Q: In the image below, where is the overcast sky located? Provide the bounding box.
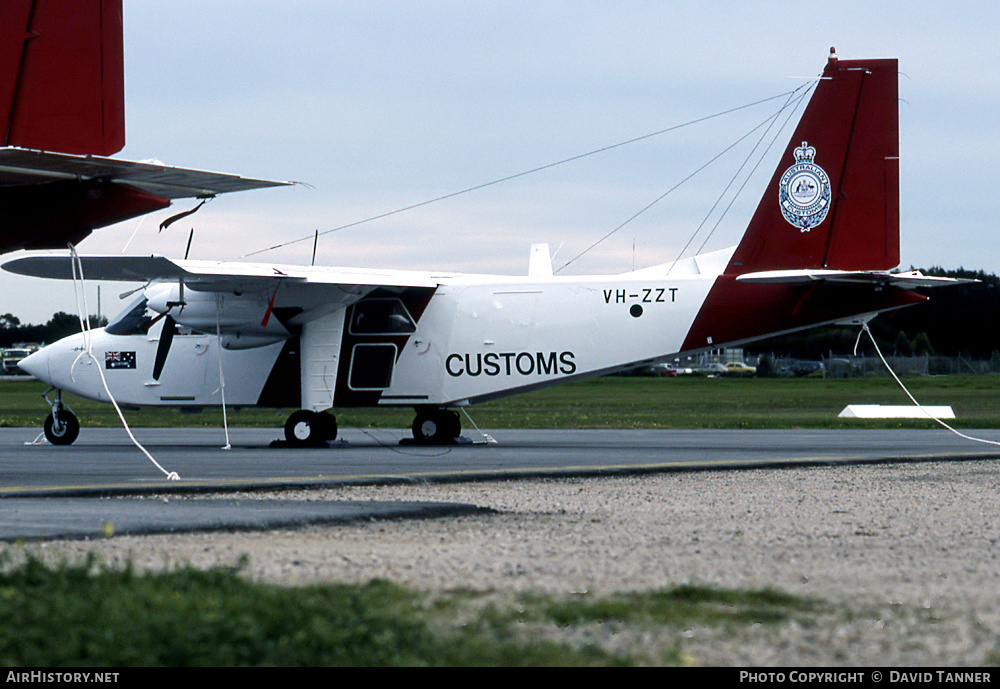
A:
[2,0,998,324]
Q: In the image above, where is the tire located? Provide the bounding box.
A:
[411,409,460,444]
[44,409,80,446]
[284,409,320,446]
[314,410,338,441]
[441,409,461,439]
[284,409,338,446]
[412,412,439,443]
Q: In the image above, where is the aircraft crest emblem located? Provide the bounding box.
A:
[778,142,831,232]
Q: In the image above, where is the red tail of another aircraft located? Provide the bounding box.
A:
[0,0,287,253]
[1,0,125,156]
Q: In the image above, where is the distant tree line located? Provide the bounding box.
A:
[746,268,1000,360]
[0,312,106,349]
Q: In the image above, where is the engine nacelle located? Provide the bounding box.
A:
[145,283,290,345]
[219,333,289,350]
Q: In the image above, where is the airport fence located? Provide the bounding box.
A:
[767,355,1000,378]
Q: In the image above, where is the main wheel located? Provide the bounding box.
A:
[284,410,318,446]
[314,410,338,442]
[411,409,460,444]
[284,410,338,446]
[44,409,80,446]
[441,409,461,439]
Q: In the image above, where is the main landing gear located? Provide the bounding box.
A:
[42,388,80,446]
[282,409,339,446]
[280,407,463,446]
[410,408,462,445]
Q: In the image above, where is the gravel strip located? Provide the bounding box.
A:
[14,459,1000,665]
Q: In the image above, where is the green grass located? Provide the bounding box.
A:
[536,585,819,627]
[4,374,1000,430]
[473,375,1000,429]
[0,556,826,667]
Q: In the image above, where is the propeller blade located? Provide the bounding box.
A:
[152,315,177,380]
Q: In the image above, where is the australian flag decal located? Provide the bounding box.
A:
[105,351,136,370]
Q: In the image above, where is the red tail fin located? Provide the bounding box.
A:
[0,0,125,156]
[680,54,919,353]
[727,52,899,274]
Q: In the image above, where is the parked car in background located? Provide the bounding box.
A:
[1,347,37,375]
[693,362,728,376]
[641,363,679,377]
[792,360,825,377]
[725,361,757,376]
[777,360,826,377]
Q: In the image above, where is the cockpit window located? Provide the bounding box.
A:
[105,295,152,336]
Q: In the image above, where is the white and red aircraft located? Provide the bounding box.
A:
[3,50,962,446]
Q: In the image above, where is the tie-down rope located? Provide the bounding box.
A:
[858,322,1000,448]
[67,244,181,479]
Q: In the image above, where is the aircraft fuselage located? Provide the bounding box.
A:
[20,267,719,411]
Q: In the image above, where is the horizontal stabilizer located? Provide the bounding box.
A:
[0,148,289,199]
[735,269,976,289]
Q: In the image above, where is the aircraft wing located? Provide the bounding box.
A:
[5,254,442,329]
[0,148,292,253]
[2,254,439,292]
[0,148,289,199]
[735,269,976,288]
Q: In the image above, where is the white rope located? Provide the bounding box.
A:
[214,294,231,450]
[67,245,181,479]
[860,322,1000,448]
[24,430,46,446]
[460,408,497,444]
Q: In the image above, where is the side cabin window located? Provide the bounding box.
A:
[349,298,416,335]
[348,343,397,390]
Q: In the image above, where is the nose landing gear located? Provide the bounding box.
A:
[42,388,80,445]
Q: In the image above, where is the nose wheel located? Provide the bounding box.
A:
[44,409,80,445]
[42,389,80,446]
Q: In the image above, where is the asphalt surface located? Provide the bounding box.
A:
[2,426,999,541]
